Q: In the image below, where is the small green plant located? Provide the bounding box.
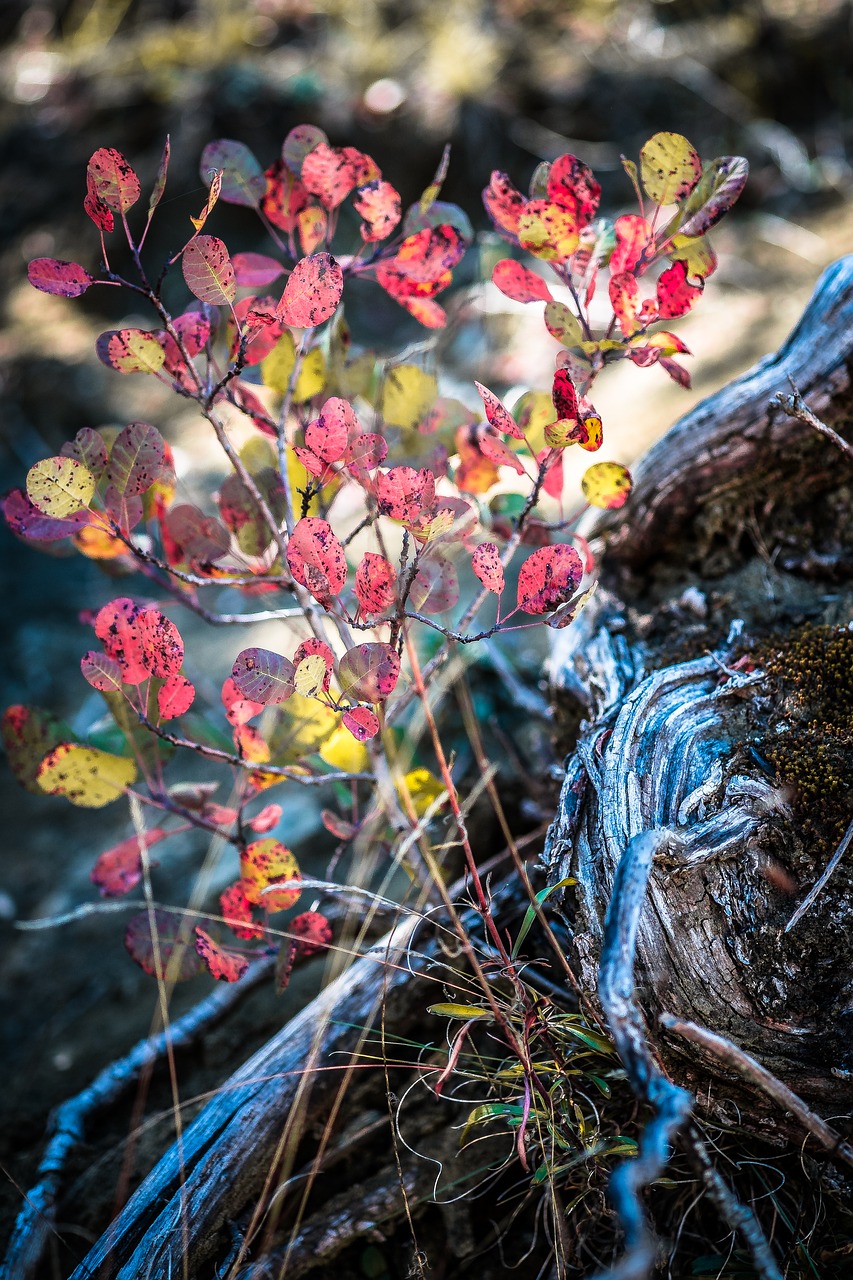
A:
[3,128,745,1001]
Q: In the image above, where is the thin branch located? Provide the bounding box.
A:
[771,377,853,461]
[785,814,853,932]
[660,1013,853,1168]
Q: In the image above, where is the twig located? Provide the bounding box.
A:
[785,814,853,932]
[680,1122,782,1280]
[593,829,693,1280]
[660,1013,853,1168]
[0,955,275,1280]
[771,377,853,461]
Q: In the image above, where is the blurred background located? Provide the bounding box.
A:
[2,0,853,1255]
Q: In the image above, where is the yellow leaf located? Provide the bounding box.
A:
[427,1003,493,1019]
[269,693,337,760]
[397,767,445,818]
[581,461,632,510]
[240,837,301,911]
[513,391,554,454]
[294,653,328,697]
[669,233,717,278]
[73,524,127,559]
[294,347,326,403]
[27,457,96,518]
[240,436,276,474]
[261,331,296,393]
[381,365,438,430]
[518,202,579,262]
[37,743,137,808]
[319,723,370,773]
[640,132,702,206]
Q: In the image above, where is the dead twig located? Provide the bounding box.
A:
[771,376,853,461]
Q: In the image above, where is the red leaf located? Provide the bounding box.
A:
[301,143,379,209]
[656,260,703,319]
[376,467,436,523]
[201,802,239,829]
[221,675,265,726]
[305,396,356,463]
[552,369,579,423]
[483,171,526,240]
[538,448,564,499]
[474,382,524,439]
[472,542,504,594]
[28,258,93,298]
[231,648,296,704]
[374,263,450,302]
[389,226,466,283]
[183,235,236,307]
[345,433,387,475]
[84,173,114,232]
[249,803,283,834]
[610,214,653,275]
[291,910,333,956]
[220,881,264,940]
[231,252,284,287]
[491,259,552,304]
[94,598,149,684]
[135,609,184,677]
[338,643,400,702]
[547,154,601,226]
[342,706,381,741]
[321,809,355,841]
[354,553,397,618]
[199,139,266,206]
[286,516,347,602]
[277,252,343,327]
[477,427,525,474]
[354,179,402,242]
[261,158,309,232]
[125,909,203,981]
[194,928,249,982]
[241,838,301,911]
[87,147,140,212]
[292,639,335,691]
[609,272,641,337]
[81,650,124,692]
[158,673,195,720]
[91,828,167,897]
[516,545,583,615]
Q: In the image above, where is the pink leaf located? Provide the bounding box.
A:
[91,828,167,897]
[96,329,165,375]
[305,396,356,463]
[231,252,285,287]
[338,643,400,702]
[290,910,333,956]
[345,433,388,475]
[516,545,583,615]
[220,881,264,940]
[194,927,249,982]
[277,252,343,327]
[28,258,93,298]
[135,608,184,677]
[231,648,296,704]
[610,214,653,275]
[87,147,140,212]
[286,516,347,602]
[483,171,526,240]
[474,381,524,439]
[158,673,195,720]
[354,553,397,618]
[3,489,89,542]
[199,139,266,206]
[389,226,466,283]
[410,555,459,613]
[354,179,402,242]
[342,706,381,742]
[547,154,601,226]
[249,803,283,834]
[221,675,264,726]
[472,542,504,594]
[183,235,236,307]
[478,427,525,474]
[376,467,436,523]
[656,260,703,319]
[491,259,552,304]
[94,598,149,684]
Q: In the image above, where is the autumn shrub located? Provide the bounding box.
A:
[3,128,745,1028]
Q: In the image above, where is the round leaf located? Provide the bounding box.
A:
[231,648,296,705]
[26,456,96,518]
[37,744,137,808]
[241,838,301,911]
[183,236,236,307]
[581,461,633,509]
[338,643,400,703]
[516,545,583,615]
[28,258,93,298]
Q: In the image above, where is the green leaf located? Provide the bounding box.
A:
[511,876,576,960]
[427,1003,493,1020]
[639,132,701,205]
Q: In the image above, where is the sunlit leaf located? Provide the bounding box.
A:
[261,329,296,393]
[518,200,579,262]
[190,168,222,232]
[297,205,328,255]
[241,838,301,911]
[428,1003,493,1019]
[609,214,652,275]
[194,928,249,982]
[544,301,584,348]
[318,722,369,772]
[656,260,703,319]
[286,516,347,601]
[376,466,436,522]
[609,271,641,337]
[125,908,202,980]
[471,541,504,594]
[355,552,397,618]
[483,170,526,240]
[301,142,378,209]
[87,147,140,212]
[517,544,583,615]
[679,155,749,239]
[474,381,524,439]
[28,258,93,297]
[547,153,601,226]
[640,132,702,206]
[354,178,401,242]
[277,252,343,327]
[294,653,329,698]
[491,259,552,304]
[200,138,266,206]
[37,743,137,808]
[292,639,334,693]
[182,235,236,306]
[26,456,95,517]
[96,329,166,375]
[581,461,633,509]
